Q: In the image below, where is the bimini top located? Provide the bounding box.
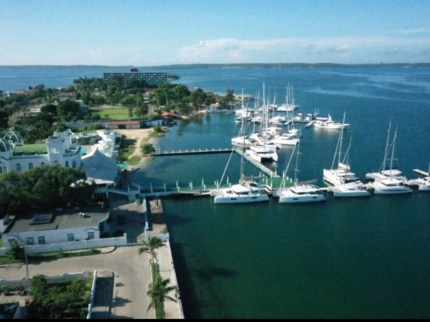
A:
[3,130,24,146]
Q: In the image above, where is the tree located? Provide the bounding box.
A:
[139,236,165,263]
[147,277,177,318]
[142,143,156,155]
[6,239,25,260]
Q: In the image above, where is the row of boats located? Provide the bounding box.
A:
[209,113,430,204]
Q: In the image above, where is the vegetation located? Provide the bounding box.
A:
[27,274,91,319]
[5,240,25,260]
[142,143,156,155]
[0,164,96,217]
[138,237,176,318]
[28,248,100,260]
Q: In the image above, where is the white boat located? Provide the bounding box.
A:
[212,180,270,204]
[313,114,350,130]
[270,131,300,146]
[406,164,430,192]
[277,138,326,203]
[211,100,270,204]
[367,128,412,194]
[365,122,407,182]
[331,182,370,197]
[277,84,298,112]
[322,114,369,197]
[246,143,278,163]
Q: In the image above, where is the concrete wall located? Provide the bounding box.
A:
[0,234,127,256]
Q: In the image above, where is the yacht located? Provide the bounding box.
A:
[276,133,326,203]
[331,181,370,197]
[365,122,408,182]
[366,126,412,194]
[369,177,412,194]
[212,180,269,204]
[313,114,349,130]
[246,143,278,163]
[278,184,326,203]
[270,131,300,146]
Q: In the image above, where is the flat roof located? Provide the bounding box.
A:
[13,144,47,155]
[106,121,140,125]
[4,206,108,234]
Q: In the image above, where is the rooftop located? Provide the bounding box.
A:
[3,206,109,234]
[13,144,47,155]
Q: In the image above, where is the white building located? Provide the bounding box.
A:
[0,129,81,174]
[2,206,110,248]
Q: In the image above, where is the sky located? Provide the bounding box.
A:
[1,0,430,66]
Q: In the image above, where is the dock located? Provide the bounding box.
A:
[151,148,233,156]
[413,169,429,177]
[234,148,281,178]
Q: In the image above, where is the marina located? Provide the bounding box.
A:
[2,65,430,319]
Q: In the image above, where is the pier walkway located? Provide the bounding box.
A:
[150,147,280,178]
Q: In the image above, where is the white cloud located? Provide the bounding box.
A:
[175,35,430,64]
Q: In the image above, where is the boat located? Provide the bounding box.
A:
[277,138,326,203]
[210,96,270,204]
[270,130,300,146]
[246,143,278,163]
[406,163,430,191]
[323,114,360,186]
[365,122,406,181]
[313,114,350,130]
[367,127,412,194]
[322,114,370,197]
[277,84,298,112]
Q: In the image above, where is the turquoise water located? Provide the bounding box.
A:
[1,65,430,318]
[80,146,88,155]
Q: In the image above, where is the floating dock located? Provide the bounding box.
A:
[413,169,429,177]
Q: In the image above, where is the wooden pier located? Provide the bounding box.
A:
[234,148,281,178]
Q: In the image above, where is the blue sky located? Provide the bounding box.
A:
[1,0,430,66]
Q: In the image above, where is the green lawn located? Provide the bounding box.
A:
[91,107,139,121]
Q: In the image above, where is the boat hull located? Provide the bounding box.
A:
[279,194,326,203]
[214,194,269,204]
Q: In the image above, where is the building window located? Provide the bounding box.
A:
[87,232,95,240]
[67,233,75,241]
[29,163,33,170]
[38,236,45,244]
[16,163,21,172]
[65,161,69,167]
[41,162,45,167]
[27,237,34,245]
[72,160,76,168]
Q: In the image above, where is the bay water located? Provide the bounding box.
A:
[1,65,430,318]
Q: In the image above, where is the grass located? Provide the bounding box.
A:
[91,107,140,121]
[0,256,22,265]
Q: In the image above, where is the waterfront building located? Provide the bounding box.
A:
[1,206,110,248]
[103,69,168,86]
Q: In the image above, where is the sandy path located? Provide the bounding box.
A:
[115,128,153,159]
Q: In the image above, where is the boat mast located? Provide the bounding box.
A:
[389,128,397,177]
[240,89,246,183]
[381,121,392,172]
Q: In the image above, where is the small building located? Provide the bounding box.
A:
[106,121,141,129]
[209,103,220,110]
[0,213,11,234]
[2,206,110,248]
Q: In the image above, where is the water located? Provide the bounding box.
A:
[1,65,430,318]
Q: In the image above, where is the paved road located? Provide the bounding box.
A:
[0,245,154,319]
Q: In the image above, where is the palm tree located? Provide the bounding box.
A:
[147,276,177,318]
[138,236,165,264]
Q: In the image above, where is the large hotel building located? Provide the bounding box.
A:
[103,69,168,86]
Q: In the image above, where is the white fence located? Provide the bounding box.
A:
[87,270,97,319]
[0,234,127,256]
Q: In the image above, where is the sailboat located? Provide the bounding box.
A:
[365,122,405,181]
[277,84,298,112]
[322,113,369,197]
[367,127,412,194]
[210,95,269,204]
[277,131,326,203]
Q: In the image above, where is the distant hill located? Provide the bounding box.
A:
[148,63,430,69]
